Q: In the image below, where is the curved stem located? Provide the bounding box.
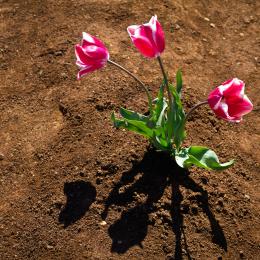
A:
[157,56,172,104]
[107,60,153,113]
[185,100,208,122]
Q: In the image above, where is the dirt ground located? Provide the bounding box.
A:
[0,0,260,259]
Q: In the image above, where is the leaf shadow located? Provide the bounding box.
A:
[59,180,96,228]
[102,148,227,257]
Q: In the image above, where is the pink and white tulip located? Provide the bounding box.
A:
[127,15,165,58]
[208,78,253,122]
[75,32,109,79]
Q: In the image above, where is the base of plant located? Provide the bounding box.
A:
[112,74,234,171]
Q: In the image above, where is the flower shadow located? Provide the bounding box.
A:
[59,180,96,228]
[102,148,227,257]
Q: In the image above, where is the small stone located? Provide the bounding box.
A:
[244,194,250,200]
[54,51,63,56]
[175,24,180,30]
[46,244,54,249]
[202,38,208,42]
[239,33,244,37]
[0,153,4,160]
[157,219,162,225]
[209,49,216,56]
[204,17,210,22]
[210,23,216,28]
[99,220,107,226]
[239,250,244,257]
[61,72,67,79]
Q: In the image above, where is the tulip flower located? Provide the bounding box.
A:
[208,78,253,122]
[75,32,109,79]
[127,15,165,58]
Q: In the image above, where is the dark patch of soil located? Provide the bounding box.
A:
[0,0,259,259]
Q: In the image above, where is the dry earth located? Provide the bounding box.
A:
[0,0,260,259]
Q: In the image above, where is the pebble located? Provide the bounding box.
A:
[209,49,217,56]
[156,219,162,225]
[175,24,180,30]
[243,16,254,24]
[46,244,54,249]
[99,220,107,226]
[60,72,67,79]
[210,23,216,28]
[239,33,244,37]
[244,194,250,200]
[0,153,4,160]
[204,17,210,22]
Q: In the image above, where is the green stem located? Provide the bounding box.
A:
[157,56,172,104]
[185,100,208,122]
[107,60,153,113]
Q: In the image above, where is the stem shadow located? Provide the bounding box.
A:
[102,148,227,257]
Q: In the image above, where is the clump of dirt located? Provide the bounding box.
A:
[0,0,259,259]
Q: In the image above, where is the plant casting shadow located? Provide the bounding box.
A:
[59,180,96,228]
[102,149,227,258]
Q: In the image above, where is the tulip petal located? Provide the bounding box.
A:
[82,32,106,49]
[77,63,103,80]
[127,25,139,36]
[149,15,165,53]
[214,101,241,122]
[223,78,245,98]
[208,87,223,110]
[208,77,253,122]
[127,16,165,58]
[228,95,253,118]
[130,35,157,58]
[83,45,109,60]
[75,44,91,65]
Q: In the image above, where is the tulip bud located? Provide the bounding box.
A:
[127,15,165,58]
[208,78,253,122]
[75,32,109,79]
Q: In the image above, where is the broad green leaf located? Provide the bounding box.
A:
[176,69,182,95]
[175,146,234,170]
[111,112,153,138]
[119,107,148,122]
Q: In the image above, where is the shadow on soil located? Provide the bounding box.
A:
[101,149,227,259]
[59,180,96,228]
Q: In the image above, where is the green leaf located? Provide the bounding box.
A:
[111,111,153,138]
[151,133,170,151]
[119,107,148,122]
[176,69,182,95]
[167,84,186,149]
[152,85,167,126]
[175,146,234,170]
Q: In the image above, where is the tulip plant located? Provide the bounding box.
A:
[75,15,253,170]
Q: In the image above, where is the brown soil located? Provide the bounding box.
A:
[0,0,260,259]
